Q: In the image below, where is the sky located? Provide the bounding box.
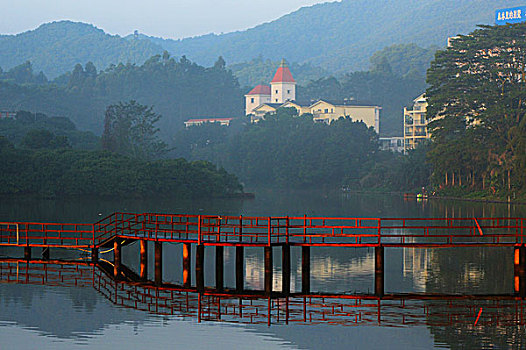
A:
[0,0,330,39]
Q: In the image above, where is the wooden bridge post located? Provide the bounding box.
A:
[236,246,244,292]
[113,239,121,278]
[24,246,31,260]
[91,248,98,263]
[375,246,385,297]
[514,245,526,297]
[183,243,191,287]
[140,240,148,280]
[196,244,205,292]
[282,244,291,295]
[216,246,224,291]
[301,246,310,294]
[154,241,162,285]
[264,246,273,294]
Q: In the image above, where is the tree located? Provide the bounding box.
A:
[101,100,167,160]
[426,23,526,194]
[21,129,71,149]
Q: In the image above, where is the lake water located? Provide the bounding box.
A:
[1,189,525,349]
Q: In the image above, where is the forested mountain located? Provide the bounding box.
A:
[1,1,520,79]
[0,21,163,78]
[229,57,328,87]
[136,0,524,72]
[0,56,243,135]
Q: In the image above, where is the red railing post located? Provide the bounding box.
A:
[286,216,289,245]
[268,217,271,247]
[378,219,381,246]
[239,215,243,243]
[522,219,524,245]
[92,224,95,248]
[198,215,202,245]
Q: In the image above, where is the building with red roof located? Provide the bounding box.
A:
[245,59,296,116]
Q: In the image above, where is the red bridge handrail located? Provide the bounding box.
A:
[0,213,524,249]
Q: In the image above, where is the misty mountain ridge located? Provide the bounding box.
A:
[0,0,523,80]
[131,0,524,73]
[0,21,164,78]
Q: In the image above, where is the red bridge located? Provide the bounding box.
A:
[0,213,525,296]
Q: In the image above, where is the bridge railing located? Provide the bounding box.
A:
[92,213,525,247]
[0,222,94,247]
[379,217,524,246]
[94,212,144,245]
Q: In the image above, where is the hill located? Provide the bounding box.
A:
[137,0,525,72]
[0,21,164,78]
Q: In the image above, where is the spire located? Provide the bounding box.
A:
[271,59,295,83]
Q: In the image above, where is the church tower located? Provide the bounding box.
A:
[270,59,296,104]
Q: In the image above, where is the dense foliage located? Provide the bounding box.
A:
[0,21,163,78]
[426,23,526,198]
[102,101,167,160]
[0,111,99,150]
[175,108,379,188]
[0,55,244,135]
[0,137,242,198]
[369,44,438,79]
[140,0,520,73]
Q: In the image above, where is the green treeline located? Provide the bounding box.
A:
[425,23,526,199]
[0,111,100,150]
[0,54,243,135]
[0,136,242,198]
[175,108,427,190]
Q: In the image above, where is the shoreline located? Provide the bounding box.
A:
[344,190,526,206]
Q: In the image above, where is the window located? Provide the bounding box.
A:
[276,99,278,102]
[324,109,328,113]
[287,90,291,94]
[331,109,334,113]
[251,98,254,103]
[275,90,279,94]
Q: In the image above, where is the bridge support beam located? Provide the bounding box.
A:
[375,246,385,297]
[24,246,31,260]
[216,246,224,291]
[113,239,121,279]
[514,245,526,297]
[196,244,205,292]
[41,247,50,260]
[236,246,244,292]
[154,241,162,285]
[282,244,291,295]
[302,246,310,294]
[264,246,273,294]
[183,243,191,287]
[91,248,98,263]
[140,240,148,280]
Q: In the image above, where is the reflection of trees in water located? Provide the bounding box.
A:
[425,247,524,348]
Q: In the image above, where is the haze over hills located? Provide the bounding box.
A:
[0,21,164,78]
[0,0,521,79]
[136,0,525,72]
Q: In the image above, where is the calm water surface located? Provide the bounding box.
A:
[1,189,525,349]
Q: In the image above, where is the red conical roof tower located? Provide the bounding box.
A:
[271,59,295,83]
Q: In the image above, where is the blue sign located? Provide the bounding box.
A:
[496,6,526,25]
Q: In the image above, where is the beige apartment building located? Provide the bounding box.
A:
[403,93,429,153]
[246,60,381,133]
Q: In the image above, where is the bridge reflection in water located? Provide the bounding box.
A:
[1,258,525,328]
